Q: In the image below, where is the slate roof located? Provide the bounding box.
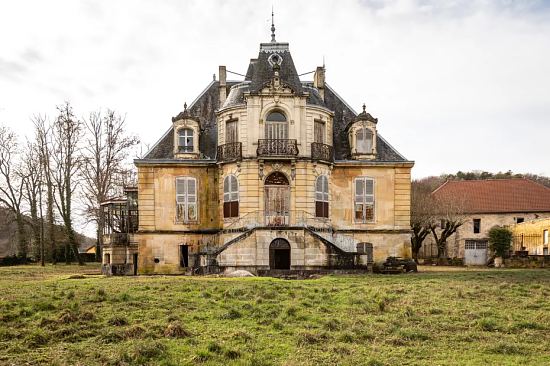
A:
[143,41,408,163]
[245,43,303,95]
[432,179,550,214]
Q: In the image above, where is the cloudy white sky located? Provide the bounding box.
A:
[1,0,549,179]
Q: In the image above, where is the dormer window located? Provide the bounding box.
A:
[356,127,373,154]
[348,104,378,160]
[178,128,194,152]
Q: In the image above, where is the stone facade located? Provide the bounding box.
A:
[104,35,414,275]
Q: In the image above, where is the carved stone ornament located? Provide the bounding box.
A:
[258,160,264,180]
[291,161,296,180]
[272,163,282,171]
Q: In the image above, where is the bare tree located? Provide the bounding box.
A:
[0,126,27,259]
[51,102,83,265]
[429,195,466,260]
[81,110,139,260]
[34,115,59,264]
[21,141,44,265]
[410,180,436,261]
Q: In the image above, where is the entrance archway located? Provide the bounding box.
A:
[264,172,290,226]
[269,238,291,270]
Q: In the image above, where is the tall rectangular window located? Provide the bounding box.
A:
[223,175,239,218]
[315,175,329,218]
[314,120,325,144]
[225,120,238,143]
[354,177,374,222]
[473,218,481,234]
[544,229,549,245]
[176,177,197,222]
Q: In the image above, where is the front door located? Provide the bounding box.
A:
[264,172,290,226]
[269,238,291,270]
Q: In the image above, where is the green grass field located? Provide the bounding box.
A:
[0,265,549,365]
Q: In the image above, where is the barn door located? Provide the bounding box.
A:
[464,240,488,265]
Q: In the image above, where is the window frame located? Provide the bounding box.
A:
[265,110,289,140]
[315,175,329,218]
[544,229,549,245]
[223,175,239,218]
[177,128,194,152]
[225,119,238,144]
[355,126,373,154]
[353,177,375,223]
[473,218,481,234]
[175,177,198,223]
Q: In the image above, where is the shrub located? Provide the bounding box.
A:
[488,226,513,257]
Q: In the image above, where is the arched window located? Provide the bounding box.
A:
[176,177,197,222]
[223,175,239,218]
[315,175,329,218]
[356,127,373,154]
[178,128,194,152]
[265,111,288,139]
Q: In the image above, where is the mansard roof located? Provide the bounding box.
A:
[142,41,409,163]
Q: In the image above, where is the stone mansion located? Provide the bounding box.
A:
[101,29,414,275]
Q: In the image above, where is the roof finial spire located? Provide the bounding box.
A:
[271,7,276,43]
[362,103,366,113]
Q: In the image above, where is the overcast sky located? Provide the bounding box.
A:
[1,0,549,179]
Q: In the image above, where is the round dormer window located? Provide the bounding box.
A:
[268,53,283,67]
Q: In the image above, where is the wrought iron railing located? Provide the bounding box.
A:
[217,142,242,162]
[257,139,298,157]
[311,142,334,162]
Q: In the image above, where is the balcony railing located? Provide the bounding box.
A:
[257,139,298,158]
[223,210,332,232]
[311,142,334,162]
[217,142,242,162]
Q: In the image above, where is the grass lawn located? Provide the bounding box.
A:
[0,265,549,365]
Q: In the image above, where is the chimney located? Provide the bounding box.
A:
[313,66,325,100]
[219,66,227,108]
